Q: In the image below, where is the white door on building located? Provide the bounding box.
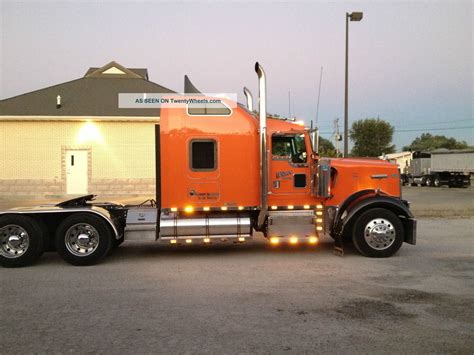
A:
[66,150,88,194]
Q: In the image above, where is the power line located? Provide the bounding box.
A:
[318,125,474,135]
[394,126,474,133]
[390,119,473,127]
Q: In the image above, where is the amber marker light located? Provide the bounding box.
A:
[170,239,177,244]
[203,207,210,211]
[203,238,211,243]
[221,206,228,211]
[238,237,245,242]
[317,226,323,231]
[316,211,323,216]
[316,218,323,223]
[271,206,278,210]
[184,206,194,213]
[185,239,192,244]
[304,205,310,209]
[289,237,298,245]
[270,237,279,245]
[309,236,319,244]
[287,205,294,210]
[171,207,178,212]
[316,204,323,209]
[238,206,244,211]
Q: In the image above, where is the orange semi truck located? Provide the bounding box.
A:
[0,63,416,267]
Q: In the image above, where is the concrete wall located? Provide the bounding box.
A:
[0,120,157,197]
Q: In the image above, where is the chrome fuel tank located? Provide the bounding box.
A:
[159,213,252,238]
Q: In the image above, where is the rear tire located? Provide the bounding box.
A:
[55,213,113,266]
[0,215,44,267]
[352,208,404,258]
[433,175,441,187]
[425,176,433,187]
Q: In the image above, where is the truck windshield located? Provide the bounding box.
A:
[272,134,307,163]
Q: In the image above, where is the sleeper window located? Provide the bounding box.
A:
[190,140,217,171]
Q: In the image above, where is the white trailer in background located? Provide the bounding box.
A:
[402,149,474,187]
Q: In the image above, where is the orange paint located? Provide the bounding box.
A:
[160,97,400,211]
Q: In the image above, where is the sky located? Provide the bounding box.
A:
[1,0,472,150]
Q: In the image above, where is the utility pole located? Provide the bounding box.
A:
[344,11,364,157]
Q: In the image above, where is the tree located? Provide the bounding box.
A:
[318,136,337,157]
[402,133,468,151]
[350,118,395,157]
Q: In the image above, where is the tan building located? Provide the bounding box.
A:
[379,151,413,173]
[0,61,174,198]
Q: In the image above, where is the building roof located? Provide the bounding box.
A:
[0,61,175,117]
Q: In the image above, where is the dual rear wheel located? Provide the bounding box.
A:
[0,213,114,267]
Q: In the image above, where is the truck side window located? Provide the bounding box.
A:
[272,134,307,164]
[190,140,217,171]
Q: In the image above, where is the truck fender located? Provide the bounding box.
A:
[332,191,416,245]
[0,206,121,240]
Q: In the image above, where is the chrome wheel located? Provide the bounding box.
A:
[0,224,30,259]
[65,223,100,257]
[364,218,396,250]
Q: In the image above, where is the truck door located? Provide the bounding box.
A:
[269,133,310,199]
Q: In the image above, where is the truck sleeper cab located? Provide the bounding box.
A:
[0,63,416,267]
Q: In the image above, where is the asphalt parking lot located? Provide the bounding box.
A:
[0,188,473,353]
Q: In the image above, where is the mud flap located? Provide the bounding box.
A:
[333,234,344,256]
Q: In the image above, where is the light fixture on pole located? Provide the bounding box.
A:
[344,11,363,157]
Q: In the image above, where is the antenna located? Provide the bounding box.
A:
[334,118,341,157]
[288,91,291,118]
[315,66,323,126]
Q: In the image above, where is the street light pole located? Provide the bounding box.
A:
[344,11,363,157]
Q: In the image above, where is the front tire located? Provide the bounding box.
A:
[55,213,113,266]
[352,208,404,258]
[0,215,44,267]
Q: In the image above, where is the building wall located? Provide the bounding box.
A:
[0,120,157,197]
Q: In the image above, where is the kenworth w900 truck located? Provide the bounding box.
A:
[0,63,416,267]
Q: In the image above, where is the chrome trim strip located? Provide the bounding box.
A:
[371,174,388,179]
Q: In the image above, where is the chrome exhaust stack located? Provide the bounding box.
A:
[255,62,268,229]
[243,86,254,112]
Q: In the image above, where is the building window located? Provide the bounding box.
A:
[190,140,217,171]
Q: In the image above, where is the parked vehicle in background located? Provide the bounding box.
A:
[401,149,474,187]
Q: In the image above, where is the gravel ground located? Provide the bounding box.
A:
[0,218,473,353]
